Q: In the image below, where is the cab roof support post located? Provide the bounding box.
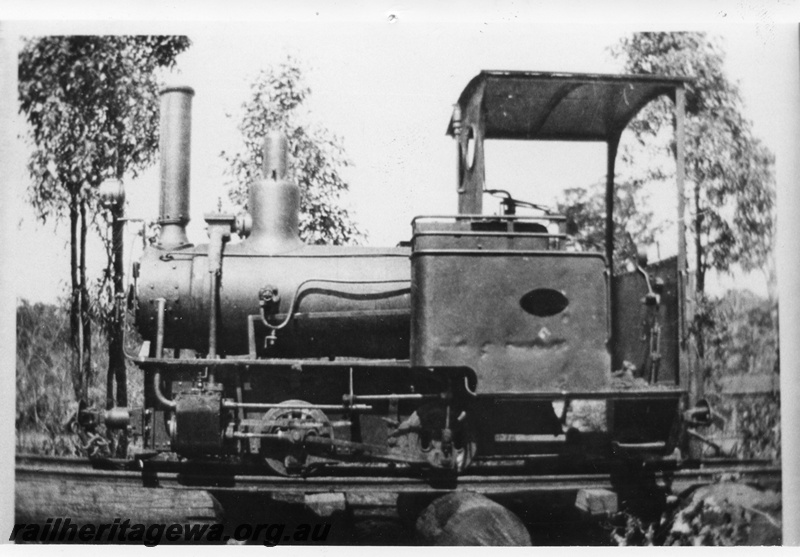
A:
[605,137,620,358]
[674,85,696,401]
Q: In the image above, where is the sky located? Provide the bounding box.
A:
[3,15,797,304]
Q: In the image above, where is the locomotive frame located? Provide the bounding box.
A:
[87,70,713,477]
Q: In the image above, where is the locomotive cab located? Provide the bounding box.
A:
[412,71,698,461]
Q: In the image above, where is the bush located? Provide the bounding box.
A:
[609,482,782,546]
[16,299,142,456]
[701,393,781,462]
[702,290,779,380]
[699,290,781,463]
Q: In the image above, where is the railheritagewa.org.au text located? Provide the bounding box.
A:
[10,518,332,546]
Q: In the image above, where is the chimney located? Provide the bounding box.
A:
[157,86,194,248]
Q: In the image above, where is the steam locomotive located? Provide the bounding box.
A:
[95,71,712,476]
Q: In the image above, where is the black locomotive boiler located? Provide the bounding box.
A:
[101,71,712,476]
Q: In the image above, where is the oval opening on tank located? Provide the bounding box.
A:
[519,288,569,317]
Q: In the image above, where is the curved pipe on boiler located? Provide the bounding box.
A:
[153,370,177,410]
[259,277,411,331]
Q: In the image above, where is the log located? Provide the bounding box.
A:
[15,476,222,542]
[415,492,531,545]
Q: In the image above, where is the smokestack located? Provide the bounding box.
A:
[157,86,194,248]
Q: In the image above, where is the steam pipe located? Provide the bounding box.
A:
[205,215,234,359]
[158,86,194,248]
[155,297,166,358]
[259,278,410,331]
[208,270,219,359]
[153,370,177,410]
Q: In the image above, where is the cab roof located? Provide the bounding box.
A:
[446,70,689,142]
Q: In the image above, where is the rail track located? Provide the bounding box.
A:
[15,454,782,546]
[16,454,781,496]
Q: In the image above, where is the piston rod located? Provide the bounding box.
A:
[222,401,372,412]
[343,393,445,402]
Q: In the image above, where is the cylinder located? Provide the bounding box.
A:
[158,86,194,248]
[103,407,130,429]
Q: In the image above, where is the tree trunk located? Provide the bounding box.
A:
[79,201,92,398]
[106,347,115,409]
[69,193,84,402]
[694,183,705,298]
[693,182,706,365]
[692,183,707,405]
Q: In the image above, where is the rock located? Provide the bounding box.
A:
[415,492,531,545]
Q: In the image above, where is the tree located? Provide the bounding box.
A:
[18,36,191,405]
[556,179,661,274]
[610,32,775,296]
[608,32,776,387]
[222,58,363,245]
